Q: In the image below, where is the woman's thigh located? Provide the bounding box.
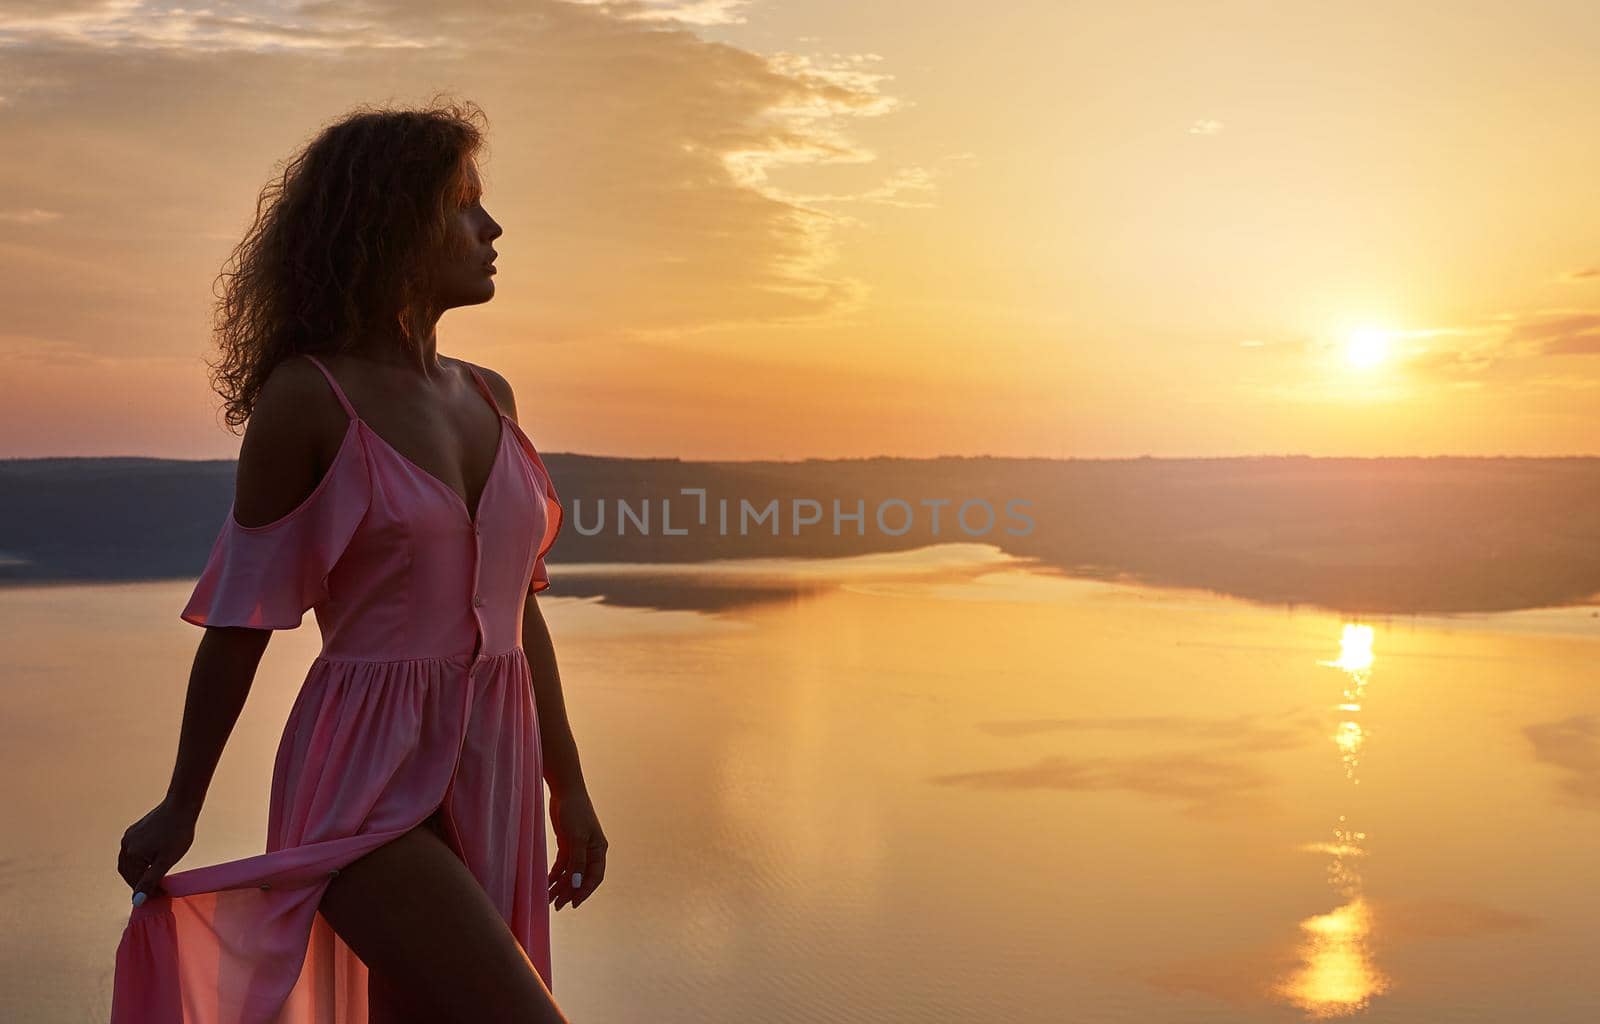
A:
[318,816,567,1024]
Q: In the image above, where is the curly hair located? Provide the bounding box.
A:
[208,97,489,431]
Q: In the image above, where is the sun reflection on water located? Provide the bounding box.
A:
[1274,622,1391,1017]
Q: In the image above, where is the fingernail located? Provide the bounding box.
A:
[571,871,582,888]
[132,891,147,908]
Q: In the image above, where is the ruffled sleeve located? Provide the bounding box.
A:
[529,472,564,594]
[180,426,371,630]
[506,418,564,595]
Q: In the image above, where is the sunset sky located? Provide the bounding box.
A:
[2,1,1597,459]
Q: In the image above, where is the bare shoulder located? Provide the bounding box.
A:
[451,356,521,423]
[233,355,351,528]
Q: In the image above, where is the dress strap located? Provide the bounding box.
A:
[301,354,359,421]
[462,361,504,417]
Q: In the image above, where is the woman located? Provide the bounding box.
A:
[110,100,605,1023]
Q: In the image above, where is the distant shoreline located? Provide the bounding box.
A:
[4,453,1598,618]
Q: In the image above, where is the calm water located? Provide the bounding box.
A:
[3,546,1597,1022]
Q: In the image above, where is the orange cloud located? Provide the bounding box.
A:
[0,0,926,365]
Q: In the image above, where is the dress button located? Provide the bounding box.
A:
[259,883,271,891]
[473,594,484,607]
[472,523,481,535]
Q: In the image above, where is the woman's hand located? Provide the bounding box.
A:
[547,783,607,911]
[118,796,199,904]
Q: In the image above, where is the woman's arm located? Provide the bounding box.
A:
[121,360,343,899]
[522,596,587,796]
[168,359,344,807]
[521,537,608,912]
[121,625,270,902]
[164,628,271,813]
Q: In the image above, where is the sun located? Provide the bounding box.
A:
[1344,328,1391,369]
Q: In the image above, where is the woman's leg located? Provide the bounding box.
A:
[319,818,570,1024]
[366,959,427,1024]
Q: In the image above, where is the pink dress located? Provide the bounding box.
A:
[110,354,565,1022]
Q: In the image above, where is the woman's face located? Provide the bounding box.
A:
[431,158,502,311]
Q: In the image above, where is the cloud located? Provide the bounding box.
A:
[1241,312,1600,396]
[0,0,441,53]
[0,0,932,356]
[1545,334,1600,355]
[774,165,945,211]
[565,0,755,27]
[0,331,103,368]
[1237,337,1311,355]
[0,207,61,224]
[1397,312,1600,373]
[1560,266,1599,282]
[1506,312,1600,356]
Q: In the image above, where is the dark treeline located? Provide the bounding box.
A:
[2,454,1597,615]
